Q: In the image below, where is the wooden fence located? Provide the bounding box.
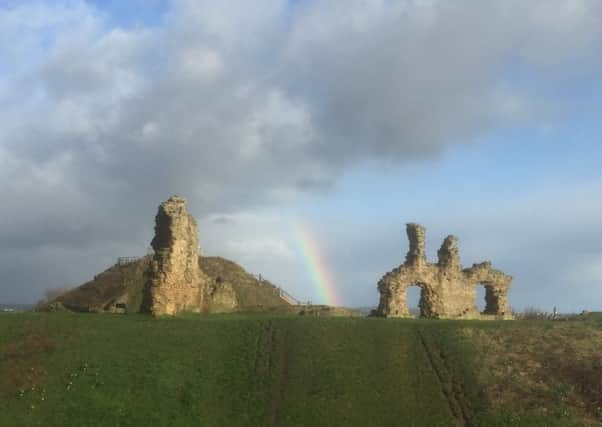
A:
[116,256,143,266]
[277,287,301,305]
[253,274,307,306]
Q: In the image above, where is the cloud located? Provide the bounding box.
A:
[1,0,602,303]
[562,255,602,283]
[225,238,293,260]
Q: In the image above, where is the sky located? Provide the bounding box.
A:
[1,0,601,312]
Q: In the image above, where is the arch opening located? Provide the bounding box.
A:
[476,283,500,315]
[476,284,487,313]
[406,284,423,317]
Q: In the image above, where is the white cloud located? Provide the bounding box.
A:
[520,0,602,66]
[139,121,159,143]
[562,255,602,283]
[1,0,602,304]
[225,238,293,259]
[175,46,223,81]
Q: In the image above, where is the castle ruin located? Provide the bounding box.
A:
[141,196,210,316]
[375,223,512,319]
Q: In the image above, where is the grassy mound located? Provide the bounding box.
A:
[38,256,290,314]
[44,258,150,313]
[200,256,287,310]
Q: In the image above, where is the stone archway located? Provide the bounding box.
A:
[406,284,423,317]
[477,282,508,315]
[397,281,432,318]
[376,278,433,318]
[475,284,487,313]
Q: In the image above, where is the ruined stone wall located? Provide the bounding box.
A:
[141,196,209,316]
[376,223,513,319]
[205,280,239,313]
[404,223,427,267]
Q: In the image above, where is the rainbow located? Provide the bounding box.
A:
[293,222,341,306]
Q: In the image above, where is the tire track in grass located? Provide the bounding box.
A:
[251,320,280,425]
[254,321,273,375]
[417,328,472,427]
[269,322,289,427]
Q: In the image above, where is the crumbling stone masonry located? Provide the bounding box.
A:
[141,196,209,316]
[376,223,513,319]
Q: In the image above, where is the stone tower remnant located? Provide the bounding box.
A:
[376,223,513,319]
[141,196,209,316]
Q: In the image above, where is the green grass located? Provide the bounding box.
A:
[1,313,600,426]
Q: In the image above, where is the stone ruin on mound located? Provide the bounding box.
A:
[141,196,210,316]
[375,223,513,319]
[38,195,299,315]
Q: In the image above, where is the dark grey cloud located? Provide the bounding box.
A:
[1,0,601,304]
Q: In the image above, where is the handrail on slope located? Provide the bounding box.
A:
[116,256,142,266]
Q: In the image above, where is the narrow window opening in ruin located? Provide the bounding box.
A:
[476,284,487,313]
[406,285,423,317]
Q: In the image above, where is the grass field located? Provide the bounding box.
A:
[1,313,601,426]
